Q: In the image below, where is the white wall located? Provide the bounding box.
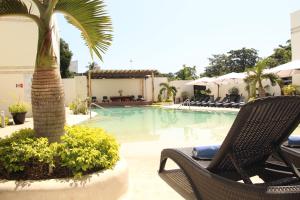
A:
[291,10,300,61]
[62,76,87,105]
[91,79,143,101]
[169,80,194,100]
[0,72,33,117]
[145,77,168,101]
[293,74,300,85]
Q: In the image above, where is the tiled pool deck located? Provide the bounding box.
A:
[1,106,300,200]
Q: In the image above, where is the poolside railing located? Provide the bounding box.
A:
[89,103,106,119]
[178,99,191,109]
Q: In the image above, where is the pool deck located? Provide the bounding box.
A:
[163,104,240,113]
[1,106,299,200]
[0,108,189,199]
[0,108,97,138]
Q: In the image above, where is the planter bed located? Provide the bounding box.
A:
[0,159,128,200]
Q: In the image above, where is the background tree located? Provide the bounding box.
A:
[0,0,112,142]
[86,62,99,71]
[175,65,198,80]
[157,72,176,81]
[201,54,228,77]
[244,60,279,97]
[226,48,259,72]
[264,40,291,68]
[60,38,74,78]
[159,83,177,101]
[201,48,259,77]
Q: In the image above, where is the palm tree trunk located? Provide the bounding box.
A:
[258,80,266,97]
[31,68,65,142]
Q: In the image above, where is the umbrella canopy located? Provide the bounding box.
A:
[185,77,216,85]
[264,60,300,77]
[215,72,246,82]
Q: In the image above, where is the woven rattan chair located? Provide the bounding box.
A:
[158,96,300,200]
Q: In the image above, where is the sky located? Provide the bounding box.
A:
[56,0,300,74]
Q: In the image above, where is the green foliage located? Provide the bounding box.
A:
[8,102,28,113]
[58,126,119,177]
[0,117,9,127]
[60,38,74,78]
[165,99,173,103]
[244,60,280,98]
[175,65,198,80]
[157,72,176,81]
[201,48,259,77]
[86,62,99,71]
[205,88,211,94]
[265,40,291,68]
[228,87,239,95]
[158,94,162,102]
[0,127,120,178]
[0,129,54,174]
[159,83,177,102]
[69,99,88,115]
[248,97,256,102]
[282,85,297,96]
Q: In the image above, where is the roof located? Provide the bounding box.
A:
[90,69,159,79]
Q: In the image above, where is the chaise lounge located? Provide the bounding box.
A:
[158,96,300,200]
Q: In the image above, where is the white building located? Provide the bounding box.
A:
[291,10,300,61]
[0,14,60,116]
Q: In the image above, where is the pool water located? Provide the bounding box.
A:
[81,107,238,143]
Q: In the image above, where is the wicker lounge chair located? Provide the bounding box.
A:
[158,96,300,200]
[279,144,300,168]
[215,96,228,107]
[232,96,245,108]
[208,97,221,107]
[202,96,214,107]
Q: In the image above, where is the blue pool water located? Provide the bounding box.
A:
[80,107,238,143]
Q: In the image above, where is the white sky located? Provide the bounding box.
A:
[56,0,300,74]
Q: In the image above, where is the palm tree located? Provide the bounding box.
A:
[159,83,177,102]
[1,0,112,142]
[244,60,279,97]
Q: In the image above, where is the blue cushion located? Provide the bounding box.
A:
[288,136,300,147]
[192,145,220,160]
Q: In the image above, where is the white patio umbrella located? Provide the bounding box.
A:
[185,77,221,97]
[185,77,216,85]
[215,72,247,83]
[214,72,247,97]
[264,60,300,77]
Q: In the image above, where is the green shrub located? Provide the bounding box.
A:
[8,102,28,113]
[69,99,88,115]
[282,85,296,96]
[58,126,119,177]
[0,129,53,173]
[248,97,256,102]
[165,99,173,103]
[158,94,162,102]
[228,87,239,95]
[0,117,9,127]
[0,126,120,178]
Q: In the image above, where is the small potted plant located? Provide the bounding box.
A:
[118,89,123,96]
[8,102,28,125]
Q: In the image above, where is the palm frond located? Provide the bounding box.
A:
[261,73,280,86]
[159,83,169,88]
[159,88,166,95]
[55,0,112,61]
[170,86,177,93]
[0,0,29,15]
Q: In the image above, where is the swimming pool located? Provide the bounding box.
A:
[80,107,238,143]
